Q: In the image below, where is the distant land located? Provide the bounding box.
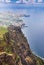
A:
[0,3,44,9]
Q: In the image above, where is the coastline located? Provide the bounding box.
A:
[0,3,44,9]
[32,51,44,60]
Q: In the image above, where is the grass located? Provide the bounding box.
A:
[0,26,14,54]
[0,26,8,38]
[36,57,44,65]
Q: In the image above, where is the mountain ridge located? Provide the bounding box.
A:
[0,25,44,65]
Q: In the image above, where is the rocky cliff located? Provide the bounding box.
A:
[0,25,44,65]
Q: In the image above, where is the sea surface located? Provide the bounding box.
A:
[0,3,44,58]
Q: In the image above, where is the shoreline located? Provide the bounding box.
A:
[32,51,44,60]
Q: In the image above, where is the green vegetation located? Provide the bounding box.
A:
[15,53,20,65]
[0,26,14,54]
[4,45,13,54]
[0,27,8,38]
[36,57,44,65]
[2,62,9,65]
[0,41,6,47]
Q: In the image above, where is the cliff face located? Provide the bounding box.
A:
[0,25,44,65]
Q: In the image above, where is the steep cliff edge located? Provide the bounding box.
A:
[0,25,44,65]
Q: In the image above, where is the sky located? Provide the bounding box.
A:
[10,0,44,2]
[0,0,44,3]
[0,0,18,2]
[0,0,44,2]
[11,0,18,2]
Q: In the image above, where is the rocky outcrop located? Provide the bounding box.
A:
[0,25,44,65]
[3,25,36,65]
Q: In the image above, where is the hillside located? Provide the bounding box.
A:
[0,25,44,65]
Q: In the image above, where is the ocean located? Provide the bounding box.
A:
[0,3,44,58]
